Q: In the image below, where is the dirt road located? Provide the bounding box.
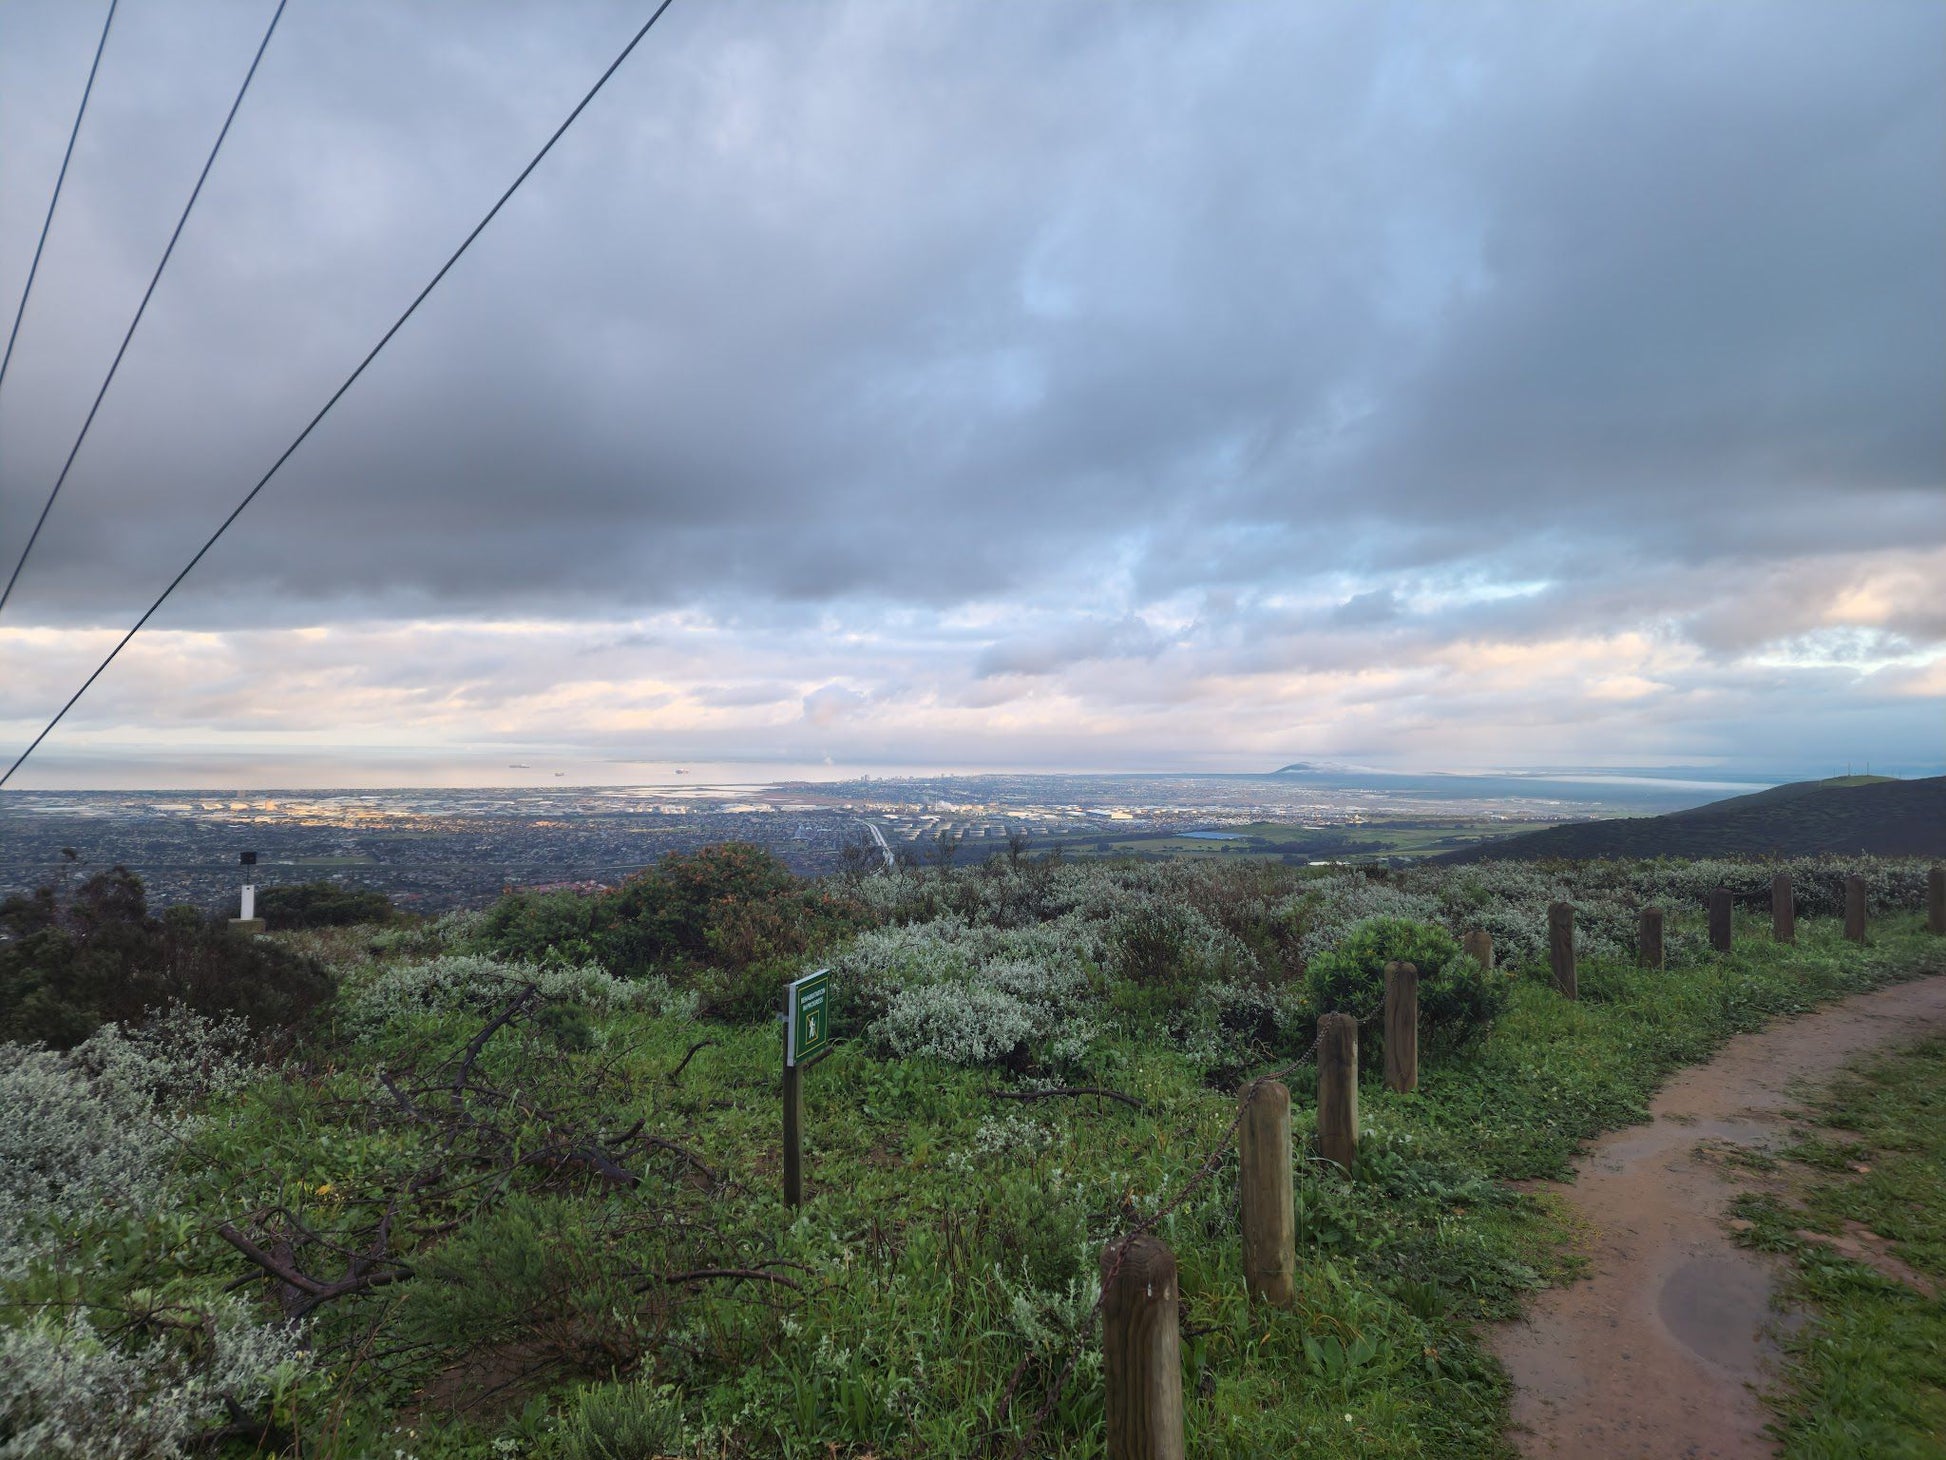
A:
[1492,971,1946,1458]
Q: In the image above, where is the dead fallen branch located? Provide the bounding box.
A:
[451,984,538,1106]
[992,1085,1144,1113]
[644,1267,803,1293]
[667,1039,717,1084]
[519,1144,640,1190]
[215,1221,410,1317]
[640,1133,718,1184]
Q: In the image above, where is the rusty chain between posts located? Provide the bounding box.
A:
[999,1026,1327,1459]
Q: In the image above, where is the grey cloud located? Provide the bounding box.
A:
[1332,590,1401,627]
[0,0,1939,779]
[975,615,1168,678]
[0,0,1929,634]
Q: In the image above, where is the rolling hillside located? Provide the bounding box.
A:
[1435,775,1946,862]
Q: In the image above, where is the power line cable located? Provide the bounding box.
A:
[0,0,119,406]
[0,0,289,620]
[0,0,682,790]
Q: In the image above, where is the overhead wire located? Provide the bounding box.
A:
[0,0,290,619]
[0,0,683,789]
[0,0,119,406]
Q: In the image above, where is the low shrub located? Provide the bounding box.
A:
[1106,902,1205,984]
[590,845,873,994]
[553,1377,685,1460]
[1306,916,1509,1050]
[477,888,600,966]
[0,870,335,1047]
[874,981,1040,1067]
[366,904,488,958]
[336,953,696,1037]
[839,920,1102,1068]
[0,1303,307,1460]
[474,846,874,1022]
[0,1010,305,1455]
[255,880,395,930]
[1,1010,259,1278]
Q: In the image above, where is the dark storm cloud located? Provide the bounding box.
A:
[0,0,1940,781]
[0,0,1931,628]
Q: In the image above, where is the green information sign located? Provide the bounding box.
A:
[786,967,831,1067]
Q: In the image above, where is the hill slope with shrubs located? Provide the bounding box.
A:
[1,845,1940,1456]
[1436,774,1946,861]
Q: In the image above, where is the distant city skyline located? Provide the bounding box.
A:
[2,1,1940,789]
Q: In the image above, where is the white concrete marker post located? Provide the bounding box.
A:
[231,850,266,933]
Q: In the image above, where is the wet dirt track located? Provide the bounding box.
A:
[1492,971,1946,1458]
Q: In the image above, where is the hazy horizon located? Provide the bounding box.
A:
[2,754,1917,797]
[2,1,1940,787]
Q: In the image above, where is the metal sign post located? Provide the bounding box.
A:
[786,967,830,1067]
[782,968,831,1207]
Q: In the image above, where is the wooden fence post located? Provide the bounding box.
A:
[1384,961,1418,1094]
[1928,866,1944,936]
[1708,887,1733,953]
[1548,902,1577,1000]
[1845,875,1867,943]
[1639,906,1664,970]
[1772,873,1794,944]
[1238,1080,1294,1307]
[1462,929,1494,970]
[1316,1012,1359,1170]
[1102,1235,1185,1460]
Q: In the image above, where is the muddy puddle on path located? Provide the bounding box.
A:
[1491,972,1946,1459]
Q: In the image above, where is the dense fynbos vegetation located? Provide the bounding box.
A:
[0,868,334,1047]
[256,881,396,931]
[478,844,874,1021]
[0,1010,307,1455]
[0,846,1937,1456]
[464,848,1933,1070]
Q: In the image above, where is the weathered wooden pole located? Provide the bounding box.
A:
[1237,1080,1294,1307]
[1462,929,1494,970]
[1316,1012,1359,1170]
[1772,873,1795,944]
[1101,1235,1185,1460]
[1384,960,1419,1094]
[1548,902,1577,1000]
[1844,875,1867,943]
[1928,866,1945,936]
[1639,906,1665,969]
[782,1063,804,1207]
[1708,887,1733,953]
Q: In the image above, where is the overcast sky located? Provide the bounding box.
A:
[0,0,1940,789]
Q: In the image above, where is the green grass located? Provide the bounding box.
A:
[185,914,1942,1455]
[1728,1034,1946,1457]
[9,852,1940,1458]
